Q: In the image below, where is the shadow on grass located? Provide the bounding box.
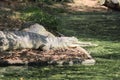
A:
[97,53,120,60]
[58,11,120,41]
[95,45,120,60]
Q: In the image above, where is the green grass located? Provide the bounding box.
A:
[0,5,120,80]
[19,6,60,31]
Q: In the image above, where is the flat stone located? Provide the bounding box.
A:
[82,59,96,65]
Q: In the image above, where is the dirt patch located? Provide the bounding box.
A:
[66,0,108,12]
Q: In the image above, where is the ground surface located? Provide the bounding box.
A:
[66,0,108,11]
[0,0,120,80]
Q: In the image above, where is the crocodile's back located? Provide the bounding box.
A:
[0,31,47,51]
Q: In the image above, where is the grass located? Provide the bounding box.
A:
[0,3,120,80]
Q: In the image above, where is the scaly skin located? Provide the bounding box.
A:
[0,31,46,51]
[0,31,96,51]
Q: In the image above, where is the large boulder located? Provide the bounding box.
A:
[21,22,55,38]
[0,47,95,66]
[99,0,120,10]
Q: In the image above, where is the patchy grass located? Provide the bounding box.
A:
[0,11,120,80]
[58,11,120,40]
[20,6,60,31]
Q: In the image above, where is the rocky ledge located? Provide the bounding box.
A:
[0,47,95,66]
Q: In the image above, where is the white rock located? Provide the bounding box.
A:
[82,59,96,65]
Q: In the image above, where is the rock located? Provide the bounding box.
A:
[99,0,120,11]
[82,59,96,65]
[0,47,95,66]
[21,22,55,38]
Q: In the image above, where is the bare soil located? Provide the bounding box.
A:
[66,0,108,12]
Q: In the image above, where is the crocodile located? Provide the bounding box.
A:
[0,30,95,52]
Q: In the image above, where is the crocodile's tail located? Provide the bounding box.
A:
[73,42,98,47]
